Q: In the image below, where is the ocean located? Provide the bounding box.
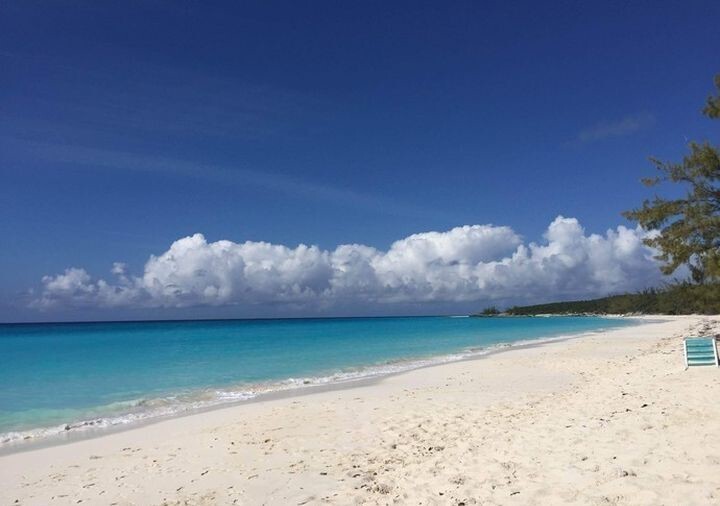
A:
[0,315,635,447]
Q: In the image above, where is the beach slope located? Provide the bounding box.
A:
[2,316,719,505]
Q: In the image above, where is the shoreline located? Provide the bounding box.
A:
[0,316,649,455]
[2,315,718,505]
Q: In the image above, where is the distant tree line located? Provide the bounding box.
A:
[502,283,720,316]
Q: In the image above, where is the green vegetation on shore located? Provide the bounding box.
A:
[477,283,720,316]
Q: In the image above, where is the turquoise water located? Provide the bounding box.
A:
[0,316,635,444]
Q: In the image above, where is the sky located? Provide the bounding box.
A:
[1,1,719,322]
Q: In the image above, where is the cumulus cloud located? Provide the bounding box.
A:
[33,217,665,311]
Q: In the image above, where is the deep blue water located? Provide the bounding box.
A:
[0,316,635,443]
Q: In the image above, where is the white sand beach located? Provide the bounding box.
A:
[2,315,719,505]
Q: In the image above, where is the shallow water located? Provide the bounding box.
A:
[0,315,635,444]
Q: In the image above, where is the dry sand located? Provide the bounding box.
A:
[1,315,719,505]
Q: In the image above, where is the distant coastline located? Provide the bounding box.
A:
[473,283,720,317]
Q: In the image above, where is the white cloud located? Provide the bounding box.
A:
[40,268,96,297]
[33,217,665,311]
[110,262,127,275]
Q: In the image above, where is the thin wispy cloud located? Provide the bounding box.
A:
[1,53,327,144]
[577,112,655,143]
[1,138,443,220]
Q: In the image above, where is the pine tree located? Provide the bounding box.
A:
[623,74,720,284]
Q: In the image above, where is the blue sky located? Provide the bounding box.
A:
[1,1,719,322]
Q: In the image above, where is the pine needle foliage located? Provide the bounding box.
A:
[623,74,720,284]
